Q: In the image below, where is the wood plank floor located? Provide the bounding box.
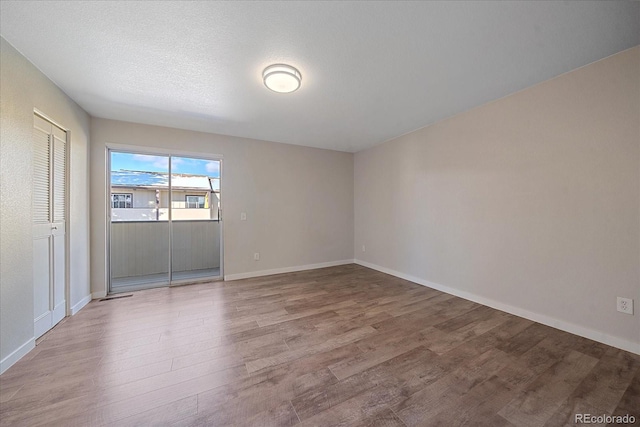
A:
[1,264,638,426]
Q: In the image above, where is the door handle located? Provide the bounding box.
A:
[51,226,58,230]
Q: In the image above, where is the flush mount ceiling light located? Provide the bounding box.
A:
[262,64,302,93]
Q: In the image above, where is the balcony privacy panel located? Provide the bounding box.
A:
[111,221,220,278]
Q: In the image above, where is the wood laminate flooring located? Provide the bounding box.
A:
[0,264,638,426]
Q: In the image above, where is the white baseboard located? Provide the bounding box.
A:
[224,259,355,281]
[0,337,35,375]
[91,291,107,300]
[70,294,92,315]
[354,259,640,355]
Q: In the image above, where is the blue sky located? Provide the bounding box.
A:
[111,152,220,178]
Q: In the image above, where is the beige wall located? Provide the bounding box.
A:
[355,46,640,352]
[110,189,218,221]
[122,189,210,208]
[91,118,354,294]
[111,188,157,209]
[0,37,91,369]
[110,188,213,209]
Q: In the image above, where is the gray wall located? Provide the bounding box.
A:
[0,37,91,367]
[90,118,354,294]
[355,47,640,352]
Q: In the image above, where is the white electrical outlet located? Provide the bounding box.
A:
[362,245,366,252]
[241,212,247,221]
[617,297,633,315]
[254,252,260,261]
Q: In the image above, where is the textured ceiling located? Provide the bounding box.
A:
[1,1,638,152]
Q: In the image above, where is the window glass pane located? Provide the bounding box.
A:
[171,156,221,281]
[110,151,170,292]
[170,157,220,221]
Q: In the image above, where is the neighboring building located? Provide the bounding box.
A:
[110,170,220,221]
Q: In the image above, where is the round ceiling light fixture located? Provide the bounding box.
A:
[262,64,302,93]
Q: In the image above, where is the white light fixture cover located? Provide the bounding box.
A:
[262,64,301,93]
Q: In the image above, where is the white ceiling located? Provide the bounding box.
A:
[1,1,638,152]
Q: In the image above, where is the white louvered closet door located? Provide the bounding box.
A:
[33,114,66,339]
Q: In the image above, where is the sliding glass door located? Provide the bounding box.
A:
[108,150,222,293]
[170,156,221,284]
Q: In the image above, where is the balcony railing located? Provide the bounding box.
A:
[110,220,220,282]
[112,207,218,221]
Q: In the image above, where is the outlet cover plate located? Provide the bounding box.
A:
[617,297,633,315]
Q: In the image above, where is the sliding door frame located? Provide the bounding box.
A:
[106,143,224,294]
